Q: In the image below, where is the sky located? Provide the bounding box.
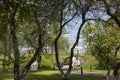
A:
[63,10,110,53]
[64,18,86,53]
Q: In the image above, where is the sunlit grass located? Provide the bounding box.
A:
[89,70,107,74]
[31,70,60,75]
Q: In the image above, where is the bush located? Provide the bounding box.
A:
[41,54,55,70]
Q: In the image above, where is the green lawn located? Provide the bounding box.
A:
[0,71,13,80]
[0,70,105,80]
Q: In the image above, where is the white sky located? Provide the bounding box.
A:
[64,18,86,53]
[64,11,110,53]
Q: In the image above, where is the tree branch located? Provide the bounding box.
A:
[102,0,120,27]
[62,12,77,27]
[86,18,107,22]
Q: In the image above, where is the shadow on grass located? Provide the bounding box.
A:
[0,71,14,80]
[0,70,105,80]
[70,74,105,80]
[26,70,105,80]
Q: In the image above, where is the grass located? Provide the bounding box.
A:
[0,71,13,80]
[26,71,105,80]
[0,52,119,80]
[0,70,105,80]
[27,70,105,80]
[0,54,3,69]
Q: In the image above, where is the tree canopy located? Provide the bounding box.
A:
[83,22,120,69]
[0,0,120,80]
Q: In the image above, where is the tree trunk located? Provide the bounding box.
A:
[20,0,43,79]
[106,46,120,80]
[37,55,41,69]
[11,16,20,80]
[14,62,20,80]
[2,59,5,72]
[117,72,120,80]
[80,66,83,75]
[7,55,10,70]
[2,52,6,72]
[4,0,20,80]
[106,65,112,80]
[61,74,70,80]
[90,65,92,72]
[2,41,8,72]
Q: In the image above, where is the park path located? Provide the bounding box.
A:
[72,70,115,80]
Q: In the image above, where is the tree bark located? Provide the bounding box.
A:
[106,46,120,80]
[61,74,70,80]
[106,65,112,80]
[4,0,20,80]
[81,66,83,75]
[11,12,20,80]
[37,55,41,69]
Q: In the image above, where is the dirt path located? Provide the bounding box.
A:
[72,70,115,80]
[72,70,106,77]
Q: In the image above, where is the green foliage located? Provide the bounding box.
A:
[0,0,119,79]
[82,54,99,70]
[41,54,55,69]
[58,37,70,53]
[83,22,120,69]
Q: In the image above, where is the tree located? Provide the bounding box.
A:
[54,0,77,79]
[18,0,62,79]
[2,0,74,79]
[82,1,120,79]
[84,1,120,79]
[83,22,120,80]
[58,36,70,53]
[0,1,12,72]
[1,0,119,80]
[102,0,120,27]
[2,0,61,80]
[54,0,96,80]
[91,0,120,27]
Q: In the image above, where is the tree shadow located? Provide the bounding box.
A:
[25,72,61,80]
[0,70,105,80]
[25,71,105,80]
